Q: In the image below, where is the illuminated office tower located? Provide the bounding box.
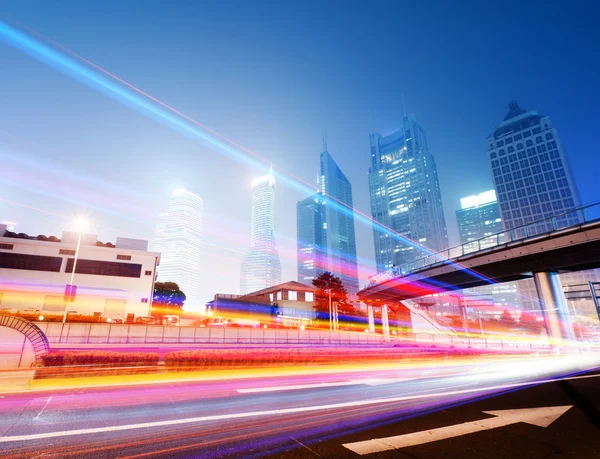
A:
[456,190,502,253]
[153,188,204,308]
[240,172,282,294]
[456,190,520,309]
[368,115,448,272]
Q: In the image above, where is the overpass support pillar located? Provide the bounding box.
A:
[367,304,375,333]
[533,271,575,343]
[382,304,390,341]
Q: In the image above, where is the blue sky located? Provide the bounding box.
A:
[1,1,599,304]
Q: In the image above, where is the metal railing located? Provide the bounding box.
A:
[368,201,600,286]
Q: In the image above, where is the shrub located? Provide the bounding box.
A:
[39,351,159,367]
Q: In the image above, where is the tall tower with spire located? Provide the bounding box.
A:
[240,170,282,294]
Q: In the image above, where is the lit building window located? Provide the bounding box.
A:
[305,292,314,302]
[277,291,282,301]
[288,291,297,301]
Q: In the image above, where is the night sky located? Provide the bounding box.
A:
[1,0,599,305]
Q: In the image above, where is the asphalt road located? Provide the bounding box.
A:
[1,352,599,459]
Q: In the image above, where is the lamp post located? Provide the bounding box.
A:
[62,217,89,324]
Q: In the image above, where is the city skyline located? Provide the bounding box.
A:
[1,2,599,305]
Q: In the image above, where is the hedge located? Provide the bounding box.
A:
[39,351,159,367]
[35,351,160,379]
[163,347,464,370]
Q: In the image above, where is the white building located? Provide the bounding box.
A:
[0,224,160,319]
[487,101,581,235]
[153,188,204,308]
[240,172,282,294]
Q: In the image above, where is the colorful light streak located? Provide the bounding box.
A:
[1,352,599,458]
[0,20,498,291]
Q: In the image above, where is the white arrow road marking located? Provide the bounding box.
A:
[343,405,572,455]
[237,378,412,393]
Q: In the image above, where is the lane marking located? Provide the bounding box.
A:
[236,378,412,393]
[33,396,52,421]
[1,372,598,443]
[343,406,572,454]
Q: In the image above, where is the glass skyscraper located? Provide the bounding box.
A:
[297,194,326,284]
[296,140,359,294]
[153,188,204,308]
[455,190,520,310]
[368,115,447,272]
[487,101,581,236]
[240,172,282,294]
[456,190,502,253]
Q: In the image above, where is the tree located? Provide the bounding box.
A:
[312,272,347,329]
[152,282,186,317]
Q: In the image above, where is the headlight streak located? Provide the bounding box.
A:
[2,355,599,458]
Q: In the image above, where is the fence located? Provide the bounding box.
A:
[34,322,387,345]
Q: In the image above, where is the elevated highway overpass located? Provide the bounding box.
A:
[359,203,600,343]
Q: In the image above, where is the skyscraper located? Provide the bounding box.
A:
[456,190,502,253]
[487,102,596,313]
[456,190,520,310]
[296,140,359,294]
[368,115,447,272]
[153,188,203,308]
[297,194,326,284]
[487,101,582,237]
[240,172,282,294]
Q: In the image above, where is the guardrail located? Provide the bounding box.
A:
[31,322,572,352]
[34,322,388,345]
[369,201,600,286]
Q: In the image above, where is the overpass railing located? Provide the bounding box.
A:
[369,201,600,286]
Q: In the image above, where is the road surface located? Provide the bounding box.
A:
[1,352,599,458]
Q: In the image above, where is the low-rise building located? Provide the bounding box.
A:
[208,281,316,328]
[0,224,160,320]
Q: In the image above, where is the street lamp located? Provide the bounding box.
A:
[62,216,89,324]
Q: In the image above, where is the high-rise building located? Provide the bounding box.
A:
[455,190,520,310]
[240,172,282,294]
[152,188,204,307]
[368,115,448,272]
[296,140,359,294]
[456,190,502,253]
[319,143,359,294]
[486,102,597,314]
[487,101,582,237]
[297,194,326,284]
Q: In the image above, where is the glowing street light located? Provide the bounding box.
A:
[62,216,90,324]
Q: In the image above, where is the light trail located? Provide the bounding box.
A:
[2,364,599,443]
[0,19,499,289]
